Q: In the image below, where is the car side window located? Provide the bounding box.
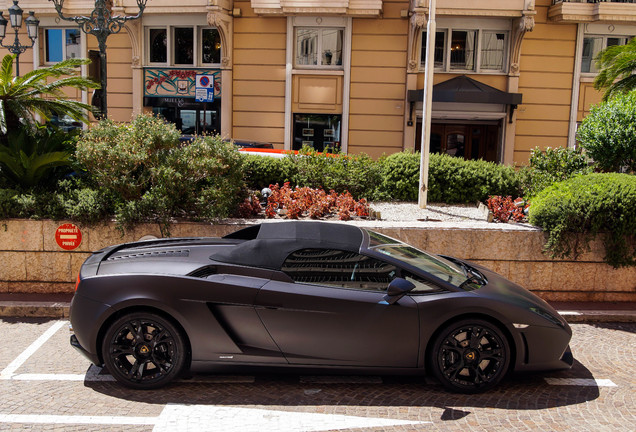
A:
[402,271,446,294]
[282,248,397,291]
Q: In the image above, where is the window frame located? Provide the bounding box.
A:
[42,27,82,65]
[580,34,630,75]
[422,27,509,74]
[294,26,344,70]
[144,25,222,67]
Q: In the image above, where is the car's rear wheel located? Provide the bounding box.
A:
[430,319,510,393]
[101,312,185,389]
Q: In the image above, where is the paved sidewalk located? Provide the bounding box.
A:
[0,293,634,322]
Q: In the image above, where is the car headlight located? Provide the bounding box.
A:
[530,306,564,327]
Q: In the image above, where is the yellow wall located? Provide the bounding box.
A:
[232,0,286,148]
[348,0,408,158]
[86,32,133,122]
[515,0,577,165]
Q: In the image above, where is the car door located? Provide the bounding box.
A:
[254,248,420,367]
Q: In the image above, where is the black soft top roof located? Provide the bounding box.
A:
[212,221,365,269]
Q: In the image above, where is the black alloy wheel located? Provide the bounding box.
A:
[430,319,510,393]
[102,312,186,390]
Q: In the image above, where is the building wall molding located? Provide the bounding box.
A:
[207,10,233,69]
[509,13,535,77]
[251,0,382,17]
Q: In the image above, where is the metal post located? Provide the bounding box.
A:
[0,2,39,77]
[49,0,148,118]
[418,0,436,208]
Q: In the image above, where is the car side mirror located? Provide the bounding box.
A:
[383,278,415,305]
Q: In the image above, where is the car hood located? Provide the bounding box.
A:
[461,259,569,329]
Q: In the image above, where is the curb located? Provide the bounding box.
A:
[0,301,634,323]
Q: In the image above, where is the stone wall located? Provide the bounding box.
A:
[1,219,634,302]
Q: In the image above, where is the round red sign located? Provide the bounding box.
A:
[55,223,82,250]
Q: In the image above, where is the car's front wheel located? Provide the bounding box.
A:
[101,312,186,389]
[429,319,510,393]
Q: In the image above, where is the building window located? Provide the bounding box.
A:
[44,28,81,63]
[295,27,343,68]
[146,26,221,66]
[422,28,508,73]
[293,114,341,152]
[581,35,629,74]
[148,28,167,63]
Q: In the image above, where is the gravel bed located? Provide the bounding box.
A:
[370,202,486,223]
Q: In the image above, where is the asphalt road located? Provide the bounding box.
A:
[0,318,634,431]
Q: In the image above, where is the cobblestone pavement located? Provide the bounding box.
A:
[0,318,634,431]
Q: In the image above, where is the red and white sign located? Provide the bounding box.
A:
[55,223,82,250]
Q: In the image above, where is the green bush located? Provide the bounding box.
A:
[243,154,296,191]
[74,114,245,232]
[378,151,421,201]
[529,173,636,268]
[243,147,382,200]
[521,146,593,198]
[288,147,382,199]
[377,152,521,203]
[576,92,636,173]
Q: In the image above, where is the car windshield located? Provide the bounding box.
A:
[366,230,469,288]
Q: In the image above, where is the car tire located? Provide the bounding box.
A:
[429,319,510,393]
[101,312,186,390]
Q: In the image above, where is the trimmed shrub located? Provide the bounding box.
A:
[378,151,421,201]
[74,114,245,232]
[288,147,382,200]
[379,152,521,203]
[576,92,636,173]
[529,173,636,268]
[521,146,593,198]
[243,154,296,191]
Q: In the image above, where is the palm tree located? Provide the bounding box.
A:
[0,54,99,135]
[594,38,636,102]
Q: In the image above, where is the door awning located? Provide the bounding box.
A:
[407,75,522,105]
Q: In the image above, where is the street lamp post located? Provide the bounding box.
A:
[48,0,148,118]
[0,1,40,77]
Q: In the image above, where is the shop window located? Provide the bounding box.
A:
[44,28,80,63]
[422,28,508,73]
[581,35,629,74]
[295,27,343,68]
[293,114,341,152]
[146,26,221,66]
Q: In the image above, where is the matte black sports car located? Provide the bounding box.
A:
[70,221,573,393]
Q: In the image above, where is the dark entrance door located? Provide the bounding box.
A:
[416,122,501,162]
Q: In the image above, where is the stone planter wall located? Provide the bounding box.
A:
[1,219,634,302]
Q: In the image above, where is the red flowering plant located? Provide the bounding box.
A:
[261,182,370,221]
[486,195,529,223]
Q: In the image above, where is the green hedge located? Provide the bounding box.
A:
[243,150,521,204]
[376,152,521,203]
[529,173,636,268]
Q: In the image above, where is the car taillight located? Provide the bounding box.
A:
[75,274,81,291]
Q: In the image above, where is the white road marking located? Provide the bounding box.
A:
[0,414,156,426]
[0,405,430,430]
[0,320,66,379]
[152,404,430,432]
[300,375,382,384]
[545,378,617,387]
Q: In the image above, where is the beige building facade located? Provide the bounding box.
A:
[2,0,635,165]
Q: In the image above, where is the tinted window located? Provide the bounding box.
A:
[282,249,397,291]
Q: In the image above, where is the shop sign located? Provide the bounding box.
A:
[144,68,221,99]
